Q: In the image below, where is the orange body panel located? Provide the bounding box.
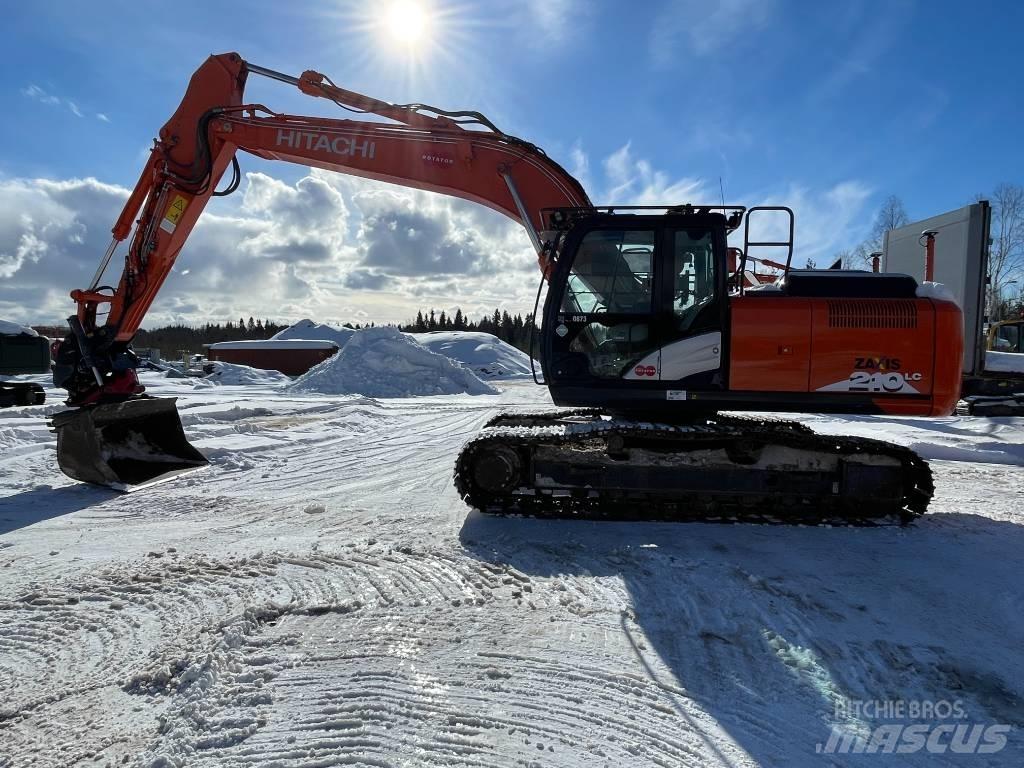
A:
[930,298,965,415]
[808,299,934,395]
[729,297,811,391]
[730,295,963,416]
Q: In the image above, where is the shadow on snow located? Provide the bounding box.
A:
[459,511,1024,766]
[0,484,118,535]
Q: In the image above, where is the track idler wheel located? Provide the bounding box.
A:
[605,433,628,459]
[470,445,523,495]
[725,439,765,465]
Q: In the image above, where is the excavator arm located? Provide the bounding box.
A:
[56,52,589,406]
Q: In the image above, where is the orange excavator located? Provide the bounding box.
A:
[52,53,963,521]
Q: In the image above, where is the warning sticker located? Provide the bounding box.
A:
[162,194,189,232]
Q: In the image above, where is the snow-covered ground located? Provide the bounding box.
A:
[2,373,1023,766]
[272,320,534,381]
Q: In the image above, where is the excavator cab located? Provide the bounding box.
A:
[540,208,736,412]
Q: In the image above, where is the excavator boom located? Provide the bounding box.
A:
[68,54,587,353]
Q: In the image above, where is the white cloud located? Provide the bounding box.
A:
[0,150,874,330]
[96,113,110,123]
[650,0,773,68]
[736,180,874,266]
[21,84,60,106]
[569,140,590,191]
[0,171,540,328]
[21,84,97,121]
[602,141,708,204]
[805,2,912,104]
[572,141,872,266]
[521,0,590,45]
[0,213,54,279]
[238,172,352,264]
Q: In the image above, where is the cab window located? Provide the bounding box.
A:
[995,324,1021,352]
[671,229,716,335]
[561,230,654,314]
[561,229,659,379]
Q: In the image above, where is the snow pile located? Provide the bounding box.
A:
[0,319,39,336]
[287,326,497,397]
[984,350,1024,375]
[203,361,290,386]
[414,332,534,379]
[916,281,959,304]
[746,281,782,292]
[272,319,355,348]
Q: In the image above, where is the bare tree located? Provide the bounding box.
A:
[830,250,854,269]
[987,183,1024,321]
[870,195,911,244]
[848,195,910,268]
[861,196,909,264]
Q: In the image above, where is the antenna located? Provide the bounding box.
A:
[719,176,725,208]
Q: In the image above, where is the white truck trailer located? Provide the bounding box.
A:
[882,201,1024,415]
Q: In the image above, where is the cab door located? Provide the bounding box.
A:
[544,225,664,384]
[631,225,727,388]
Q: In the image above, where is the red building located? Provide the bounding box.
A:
[207,339,338,376]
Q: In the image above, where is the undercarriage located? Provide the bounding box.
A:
[454,410,933,524]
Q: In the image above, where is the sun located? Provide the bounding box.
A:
[384,0,431,45]
[327,0,482,89]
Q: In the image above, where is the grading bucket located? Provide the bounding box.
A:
[52,397,207,491]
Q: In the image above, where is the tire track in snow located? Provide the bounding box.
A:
[3,506,884,767]
[132,544,520,766]
[121,546,736,768]
[200,401,484,504]
[189,611,723,767]
[1,543,529,766]
[2,533,718,767]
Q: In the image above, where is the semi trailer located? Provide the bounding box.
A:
[882,201,1024,415]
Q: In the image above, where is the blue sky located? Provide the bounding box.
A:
[1,0,1022,326]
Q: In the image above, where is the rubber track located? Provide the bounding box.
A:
[455,412,933,526]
